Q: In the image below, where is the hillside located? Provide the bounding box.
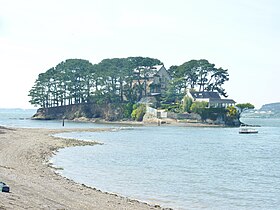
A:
[260,102,280,112]
[242,102,280,118]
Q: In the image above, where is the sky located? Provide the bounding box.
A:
[0,0,279,109]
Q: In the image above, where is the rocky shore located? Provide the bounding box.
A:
[32,104,240,127]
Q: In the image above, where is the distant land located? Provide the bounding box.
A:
[242,102,280,118]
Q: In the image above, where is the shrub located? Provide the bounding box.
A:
[226,106,238,118]
[131,104,146,121]
[123,102,133,118]
[181,96,193,112]
[190,101,208,115]
[160,103,181,113]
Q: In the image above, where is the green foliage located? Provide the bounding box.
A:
[29,56,231,125]
[224,106,240,126]
[160,103,181,113]
[123,102,134,118]
[167,65,178,78]
[190,101,208,115]
[161,83,177,103]
[161,78,185,104]
[132,104,138,110]
[131,104,146,121]
[29,57,163,108]
[28,59,95,108]
[236,103,255,112]
[169,59,229,97]
[181,96,193,112]
[201,108,227,121]
[190,101,209,120]
[226,106,238,118]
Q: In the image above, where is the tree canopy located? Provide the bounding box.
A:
[167,59,229,98]
[29,57,231,109]
[236,103,255,112]
[29,57,162,108]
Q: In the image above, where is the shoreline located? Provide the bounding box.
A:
[58,116,227,128]
[0,126,167,210]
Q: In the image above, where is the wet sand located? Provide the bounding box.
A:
[0,127,165,210]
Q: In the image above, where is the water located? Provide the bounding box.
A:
[52,118,280,210]
[2,109,280,209]
[0,108,117,129]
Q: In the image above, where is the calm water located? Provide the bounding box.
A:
[52,118,280,210]
[1,109,280,209]
[0,108,115,129]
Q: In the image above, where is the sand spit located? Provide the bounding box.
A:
[0,127,169,210]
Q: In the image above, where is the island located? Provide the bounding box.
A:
[29,57,243,127]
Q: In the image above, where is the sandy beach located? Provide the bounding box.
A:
[0,126,165,210]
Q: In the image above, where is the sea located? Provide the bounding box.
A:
[1,108,280,210]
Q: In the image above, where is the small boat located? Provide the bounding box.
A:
[239,127,258,134]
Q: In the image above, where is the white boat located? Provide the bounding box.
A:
[239,127,258,134]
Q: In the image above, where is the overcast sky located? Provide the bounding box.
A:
[1,0,279,108]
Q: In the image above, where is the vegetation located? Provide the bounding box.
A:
[131,104,146,121]
[29,57,162,108]
[123,102,134,119]
[190,101,208,114]
[29,56,239,124]
[236,103,255,112]
[160,102,181,113]
[226,106,239,118]
[167,59,229,98]
[181,96,193,112]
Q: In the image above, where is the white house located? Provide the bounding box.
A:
[186,89,236,108]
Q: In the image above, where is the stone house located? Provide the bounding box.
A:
[133,65,171,97]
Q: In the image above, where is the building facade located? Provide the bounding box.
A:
[186,90,236,108]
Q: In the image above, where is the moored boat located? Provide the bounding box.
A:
[239,127,258,134]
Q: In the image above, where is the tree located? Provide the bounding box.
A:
[29,57,163,108]
[161,78,184,103]
[129,57,162,100]
[236,103,255,112]
[170,59,229,97]
[167,65,178,78]
[181,96,193,112]
[205,67,229,97]
[29,59,95,107]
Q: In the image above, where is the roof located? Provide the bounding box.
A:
[138,96,158,104]
[133,65,164,78]
[190,91,221,99]
[151,65,164,72]
[209,98,236,104]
